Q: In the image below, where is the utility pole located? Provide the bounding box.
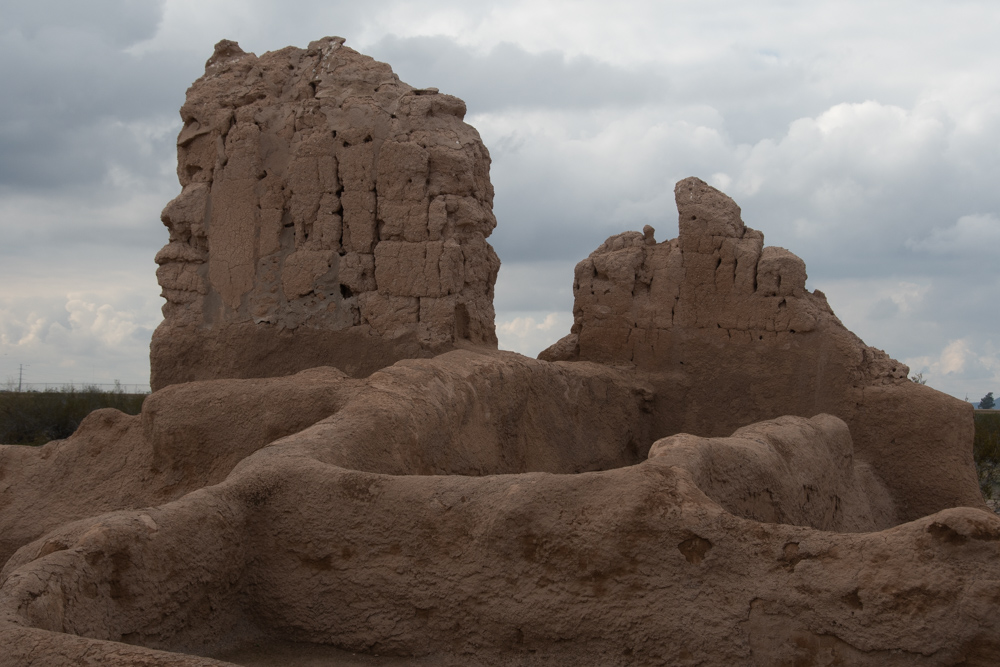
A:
[18,364,25,392]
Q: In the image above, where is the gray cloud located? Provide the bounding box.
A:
[494,262,576,313]
[366,35,671,113]
[1,0,165,48]
[0,0,193,288]
[0,23,197,192]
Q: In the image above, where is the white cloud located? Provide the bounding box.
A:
[498,313,562,338]
[884,282,929,314]
[0,289,160,387]
[65,298,142,347]
[734,101,950,203]
[938,339,972,376]
[496,311,574,357]
[710,172,732,191]
[904,339,1000,399]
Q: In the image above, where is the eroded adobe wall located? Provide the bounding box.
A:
[0,350,655,569]
[6,436,1000,666]
[151,38,500,390]
[272,351,656,477]
[542,177,981,521]
[0,367,357,567]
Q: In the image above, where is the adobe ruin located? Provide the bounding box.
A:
[151,37,499,390]
[0,37,996,667]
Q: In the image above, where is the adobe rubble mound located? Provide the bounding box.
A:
[151,37,500,390]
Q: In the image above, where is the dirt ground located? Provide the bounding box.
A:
[212,641,471,666]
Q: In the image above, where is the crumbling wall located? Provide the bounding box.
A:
[151,38,500,390]
[542,177,980,521]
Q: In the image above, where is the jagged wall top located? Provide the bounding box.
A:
[546,177,905,385]
[540,177,977,520]
[151,38,500,389]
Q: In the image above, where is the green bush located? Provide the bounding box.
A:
[974,412,1000,499]
[0,385,146,446]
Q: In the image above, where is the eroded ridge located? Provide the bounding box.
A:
[152,37,500,390]
[3,407,1000,666]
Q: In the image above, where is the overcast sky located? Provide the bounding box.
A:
[1,0,999,401]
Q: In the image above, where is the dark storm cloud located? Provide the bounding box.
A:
[0,2,199,193]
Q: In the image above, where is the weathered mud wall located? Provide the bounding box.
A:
[0,367,357,566]
[151,38,500,390]
[542,177,980,521]
[0,351,653,568]
[3,404,1000,666]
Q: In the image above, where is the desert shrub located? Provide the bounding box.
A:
[974,412,1000,499]
[0,386,146,446]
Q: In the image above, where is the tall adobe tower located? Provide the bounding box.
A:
[151,38,499,390]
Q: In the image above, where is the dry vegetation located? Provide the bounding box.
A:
[975,411,1000,498]
[0,385,146,445]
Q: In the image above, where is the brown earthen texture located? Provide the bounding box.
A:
[0,38,994,667]
[0,353,997,666]
[150,37,499,391]
[541,176,981,522]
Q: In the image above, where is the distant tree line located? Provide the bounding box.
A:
[975,411,1000,498]
[0,385,146,446]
